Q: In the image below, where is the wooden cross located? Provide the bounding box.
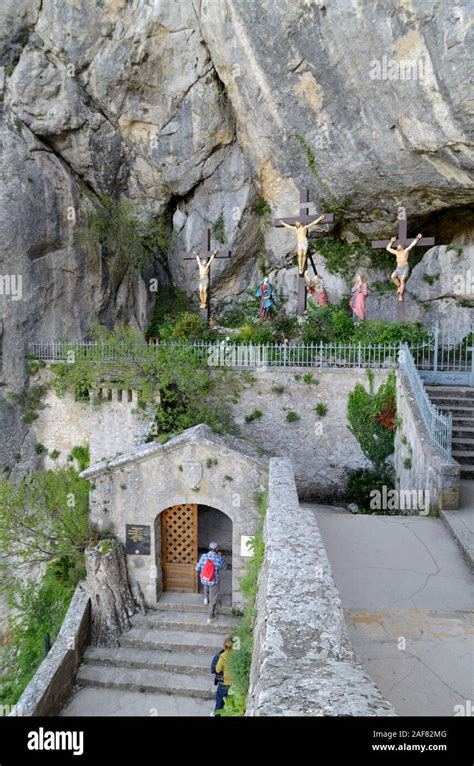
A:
[371,207,435,249]
[183,228,231,322]
[274,187,334,315]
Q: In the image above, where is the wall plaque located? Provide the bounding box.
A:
[126,524,151,555]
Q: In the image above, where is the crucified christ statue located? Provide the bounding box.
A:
[279,215,325,276]
[195,250,217,309]
[386,233,422,301]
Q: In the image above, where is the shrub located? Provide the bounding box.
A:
[236,322,274,345]
[351,320,429,346]
[314,403,328,416]
[157,311,216,342]
[69,445,90,473]
[346,465,395,513]
[303,303,353,343]
[286,410,300,422]
[347,370,396,467]
[303,372,315,385]
[34,443,46,455]
[245,409,263,423]
[271,383,285,394]
[0,561,83,707]
[222,489,268,716]
[78,194,172,275]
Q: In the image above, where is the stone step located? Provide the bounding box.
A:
[83,646,214,676]
[120,626,221,653]
[429,397,474,407]
[155,593,233,615]
[435,405,474,414]
[76,663,215,700]
[425,386,474,395]
[131,611,236,635]
[458,465,474,479]
[452,451,474,464]
[452,437,474,447]
[452,425,474,437]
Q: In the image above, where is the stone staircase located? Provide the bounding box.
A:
[62,593,236,716]
[425,385,474,479]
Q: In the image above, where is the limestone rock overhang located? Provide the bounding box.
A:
[79,423,269,480]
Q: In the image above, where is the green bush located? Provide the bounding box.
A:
[314,403,328,416]
[78,194,172,275]
[69,445,90,473]
[146,286,190,338]
[346,465,395,513]
[222,490,267,716]
[236,322,275,344]
[157,311,216,342]
[245,409,263,423]
[0,561,82,707]
[347,370,396,468]
[286,410,300,422]
[302,303,353,343]
[351,320,429,346]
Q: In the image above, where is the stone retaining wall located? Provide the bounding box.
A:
[11,585,90,717]
[232,368,388,500]
[246,458,395,716]
[395,372,460,512]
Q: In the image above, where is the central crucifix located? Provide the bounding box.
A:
[183,227,231,322]
[274,188,334,315]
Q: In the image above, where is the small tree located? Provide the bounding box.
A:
[0,467,94,583]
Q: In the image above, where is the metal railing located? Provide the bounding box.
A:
[399,343,452,461]
[29,339,401,370]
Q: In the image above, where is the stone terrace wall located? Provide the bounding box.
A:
[12,585,90,717]
[395,372,460,512]
[31,370,154,470]
[246,458,395,716]
[232,368,389,500]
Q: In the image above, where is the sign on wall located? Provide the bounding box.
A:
[126,524,151,555]
[240,535,255,558]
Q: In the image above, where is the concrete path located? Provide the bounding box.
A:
[61,594,235,717]
[305,506,474,717]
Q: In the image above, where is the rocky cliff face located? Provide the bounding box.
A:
[0,0,473,460]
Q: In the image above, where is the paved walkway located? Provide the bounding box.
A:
[304,506,474,717]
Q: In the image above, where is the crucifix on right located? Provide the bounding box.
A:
[371,207,435,303]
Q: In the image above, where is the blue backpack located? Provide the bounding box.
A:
[211,649,224,685]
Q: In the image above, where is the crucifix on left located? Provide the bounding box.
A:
[274,188,334,315]
[183,228,231,322]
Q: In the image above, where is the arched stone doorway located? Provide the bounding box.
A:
[155,503,233,606]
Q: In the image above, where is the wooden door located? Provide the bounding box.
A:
[161,504,198,592]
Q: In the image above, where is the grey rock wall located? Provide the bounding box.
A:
[1,0,473,464]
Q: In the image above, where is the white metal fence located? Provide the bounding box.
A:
[29,339,401,370]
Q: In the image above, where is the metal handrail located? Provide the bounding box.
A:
[399,343,452,461]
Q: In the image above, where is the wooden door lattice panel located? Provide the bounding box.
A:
[161,504,198,592]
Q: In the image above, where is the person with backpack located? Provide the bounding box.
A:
[195,542,227,624]
[211,635,233,715]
